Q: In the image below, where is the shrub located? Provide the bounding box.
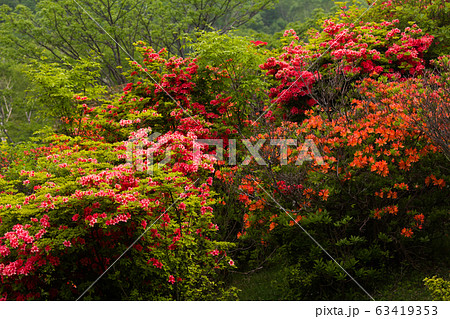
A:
[424,276,450,301]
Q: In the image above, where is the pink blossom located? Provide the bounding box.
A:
[0,245,10,257]
[148,258,163,269]
[40,215,50,228]
[209,249,219,256]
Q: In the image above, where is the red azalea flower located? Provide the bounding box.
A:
[250,40,268,47]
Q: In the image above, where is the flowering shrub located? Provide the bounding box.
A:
[367,0,450,59]
[226,75,449,299]
[0,46,239,300]
[210,4,448,298]
[260,6,434,118]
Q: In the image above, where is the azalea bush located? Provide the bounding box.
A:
[220,75,448,299]
[0,131,239,300]
[214,2,449,299]
[0,46,239,300]
[259,5,435,119]
[367,0,450,60]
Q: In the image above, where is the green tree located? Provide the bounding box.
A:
[239,0,334,35]
[24,57,106,130]
[0,60,40,143]
[0,0,274,85]
[0,0,36,11]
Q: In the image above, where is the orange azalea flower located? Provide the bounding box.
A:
[434,178,446,188]
[375,191,384,198]
[391,142,404,150]
[255,199,265,210]
[350,155,370,168]
[373,208,382,219]
[363,145,374,154]
[398,159,410,170]
[414,213,425,229]
[303,188,315,199]
[405,148,418,156]
[394,183,409,190]
[387,191,397,199]
[386,205,398,215]
[238,194,250,204]
[347,134,362,146]
[425,175,433,186]
[375,137,387,146]
[401,228,414,238]
[429,175,446,189]
[371,160,389,176]
[319,189,330,201]
[239,184,254,194]
[320,162,330,173]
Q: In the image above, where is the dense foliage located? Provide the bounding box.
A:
[0,0,448,300]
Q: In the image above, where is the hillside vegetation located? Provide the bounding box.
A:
[0,0,449,300]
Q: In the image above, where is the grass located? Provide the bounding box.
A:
[230,264,288,300]
[373,263,450,301]
[229,261,449,301]
[229,233,450,300]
